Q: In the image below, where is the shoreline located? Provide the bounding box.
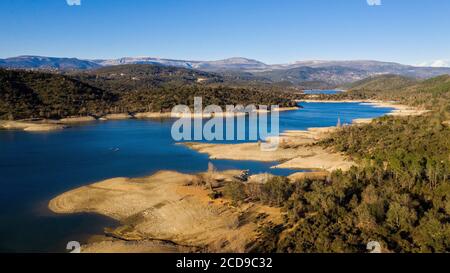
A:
[45,98,428,253]
[184,99,428,172]
[0,120,67,132]
[183,127,355,173]
[49,170,284,253]
[299,99,430,117]
[0,107,301,133]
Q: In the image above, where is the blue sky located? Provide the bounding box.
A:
[0,0,449,66]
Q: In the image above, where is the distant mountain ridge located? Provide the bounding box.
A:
[0,56,101,70]
[93,56,269,71]
[2,55,450,86]
[93,57,196,69]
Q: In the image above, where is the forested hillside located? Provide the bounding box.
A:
[0,67,298,120]
[74,64,303,92]
[340,75,418,92]
[0,69,117,120]
[230,75,450,253]
[254,66,371,86]
[73,64,225,91]
[332,75,450,115]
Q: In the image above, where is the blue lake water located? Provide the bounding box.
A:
[0,102,393,252]
[304,90,344,95]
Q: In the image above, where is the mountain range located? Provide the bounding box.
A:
[0,56,101,70]
[2,55,450,87]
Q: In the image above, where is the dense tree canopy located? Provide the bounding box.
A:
[0,66,298,120]
[245,75,450,253]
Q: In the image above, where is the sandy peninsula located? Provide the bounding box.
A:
[137,106,300,119]
[0,116,98,132]
[0,120,66,132]
[299,99,429,117]
[59,116,97,124]
[49,170,283,253]
[184,126,356,172]
[103,113,134,120]
[254,106,301,113]
[0,106,302,133]
[134,112,173,119]
[0,116,97,132]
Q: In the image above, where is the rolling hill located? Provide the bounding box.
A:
[0,68,116,120]
[0,66,298,120]
[254,66,371,86]
[341,75,418,91]
[331,74,450,113]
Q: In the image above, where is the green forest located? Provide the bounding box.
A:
[223,75,450,253]
[0,66,298,120]
[334,74,450,116]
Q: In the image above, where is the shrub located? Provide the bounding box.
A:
[223,181,247,204]
[260,176,293,207]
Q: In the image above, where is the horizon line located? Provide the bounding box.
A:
[1,54,445,68]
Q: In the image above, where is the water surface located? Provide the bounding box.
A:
[303,90,344,95]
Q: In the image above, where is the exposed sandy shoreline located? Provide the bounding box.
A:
[184,99,429,172]
[59,116,97,123]
[0,107,301,132]
[103,113,134,120]
[0,100,425,133]
[0,120,67,132]
[299,99,430,117]
[184,127,356,172]
[49,170,283,253]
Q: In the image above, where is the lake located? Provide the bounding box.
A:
[303,90,345,95]
[0,102,393,252]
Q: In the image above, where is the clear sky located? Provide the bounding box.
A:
[0,0,449,66]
